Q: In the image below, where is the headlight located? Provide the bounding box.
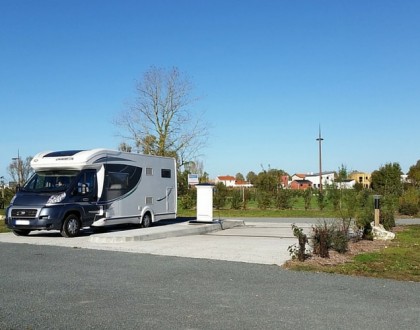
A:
[47,192,66,204]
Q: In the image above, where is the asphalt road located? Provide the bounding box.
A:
[1,243,419,329]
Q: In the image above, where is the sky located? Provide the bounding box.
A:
[1,0,420,181]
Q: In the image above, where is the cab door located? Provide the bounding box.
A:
[74,169,99,225]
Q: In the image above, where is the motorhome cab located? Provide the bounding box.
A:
[6,149,177,237]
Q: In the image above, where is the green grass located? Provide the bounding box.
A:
[0,208,8,233]
[287,225,420,282]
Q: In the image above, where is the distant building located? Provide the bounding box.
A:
[336,179,356,189]
[349,171,371,189]
[304,171,335,189]
[290,179,313,190]
[291,174,306,182]
[215,175,236,187]
[215,175,253,188]
[281,175,289,188]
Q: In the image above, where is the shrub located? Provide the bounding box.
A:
[399,202,419,216]
[311,220,350,257]
[326,184,340,211]
[230,189,242,210]
[398,187,420,216]
[179,190,196,209]
[362,222,373,241]
[303,189,312,210]
[242,188,251,209]
[287,224,309,261]
[317,190,326,211]
[213,183,228,210]
[380,195,396,230]
[311,222,330,258]
[256,190,272,210]
[355,192,374,240]
[330,230,348,253]
[274,188,293,209]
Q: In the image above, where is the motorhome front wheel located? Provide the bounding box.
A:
[61,214,81,238]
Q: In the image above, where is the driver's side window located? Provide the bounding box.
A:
[77,170,96,196]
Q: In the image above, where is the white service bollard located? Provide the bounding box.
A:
[195,183,215,222]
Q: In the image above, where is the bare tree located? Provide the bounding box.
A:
[8,156,33,186]
[115,66,208,167]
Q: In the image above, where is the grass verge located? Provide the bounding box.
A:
[284,225,420,282]
[0,209,9,233]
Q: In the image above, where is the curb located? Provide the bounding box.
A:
[89,219,245,243]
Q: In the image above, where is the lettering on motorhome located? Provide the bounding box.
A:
[55,157,74,161]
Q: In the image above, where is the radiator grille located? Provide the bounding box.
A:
[11,209,38,219]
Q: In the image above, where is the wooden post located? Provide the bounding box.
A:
[374,195,381,227]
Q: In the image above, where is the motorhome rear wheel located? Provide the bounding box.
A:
[142,213,151,228]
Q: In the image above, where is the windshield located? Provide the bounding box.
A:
[22,170,80,193]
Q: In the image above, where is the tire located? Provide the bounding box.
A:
[141,213,152,228]
[12,229,31,236]
[61,214,81,238]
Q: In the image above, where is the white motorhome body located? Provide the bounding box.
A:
[6,149,177,237]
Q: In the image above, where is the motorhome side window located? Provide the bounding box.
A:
[100,164,142,201]
[161,169,171,178]
[146,168,153,176]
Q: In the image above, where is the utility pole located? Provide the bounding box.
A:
[316,126,324,191]
[12,149,21,186]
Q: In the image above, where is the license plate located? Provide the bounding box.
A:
[15,220,30,225]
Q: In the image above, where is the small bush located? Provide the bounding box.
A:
[311,222,330,258]
[274,188,293,210]
[179,190,196,209]
[256,191,272,210]
[311,221,350,257]
[380,196,396,230]
[214,183,228,210]
[398,187,420,216]
[317,191,326,211]
[330,230,348,254]
[303,189,312,210]
[287,224,309,261]
[230,190,242,210]
[362,222,373,241]
[399,202,419,216]
[242,189,251,209]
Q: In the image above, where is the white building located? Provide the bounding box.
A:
[305,171,335,189]
[215,175,253,188]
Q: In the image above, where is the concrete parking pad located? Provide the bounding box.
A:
[0,220,309,265]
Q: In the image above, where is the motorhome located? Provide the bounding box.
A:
[6,149,177,237]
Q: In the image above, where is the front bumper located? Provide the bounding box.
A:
[6,206,65,231]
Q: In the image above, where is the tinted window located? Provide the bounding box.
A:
[100,164,142,201]
[44,150,84,157]
[161,169,171,178]
[76,170,97,196]
[22,170,79,193]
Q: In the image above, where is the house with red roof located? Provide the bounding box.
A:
[215,175,253,188]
